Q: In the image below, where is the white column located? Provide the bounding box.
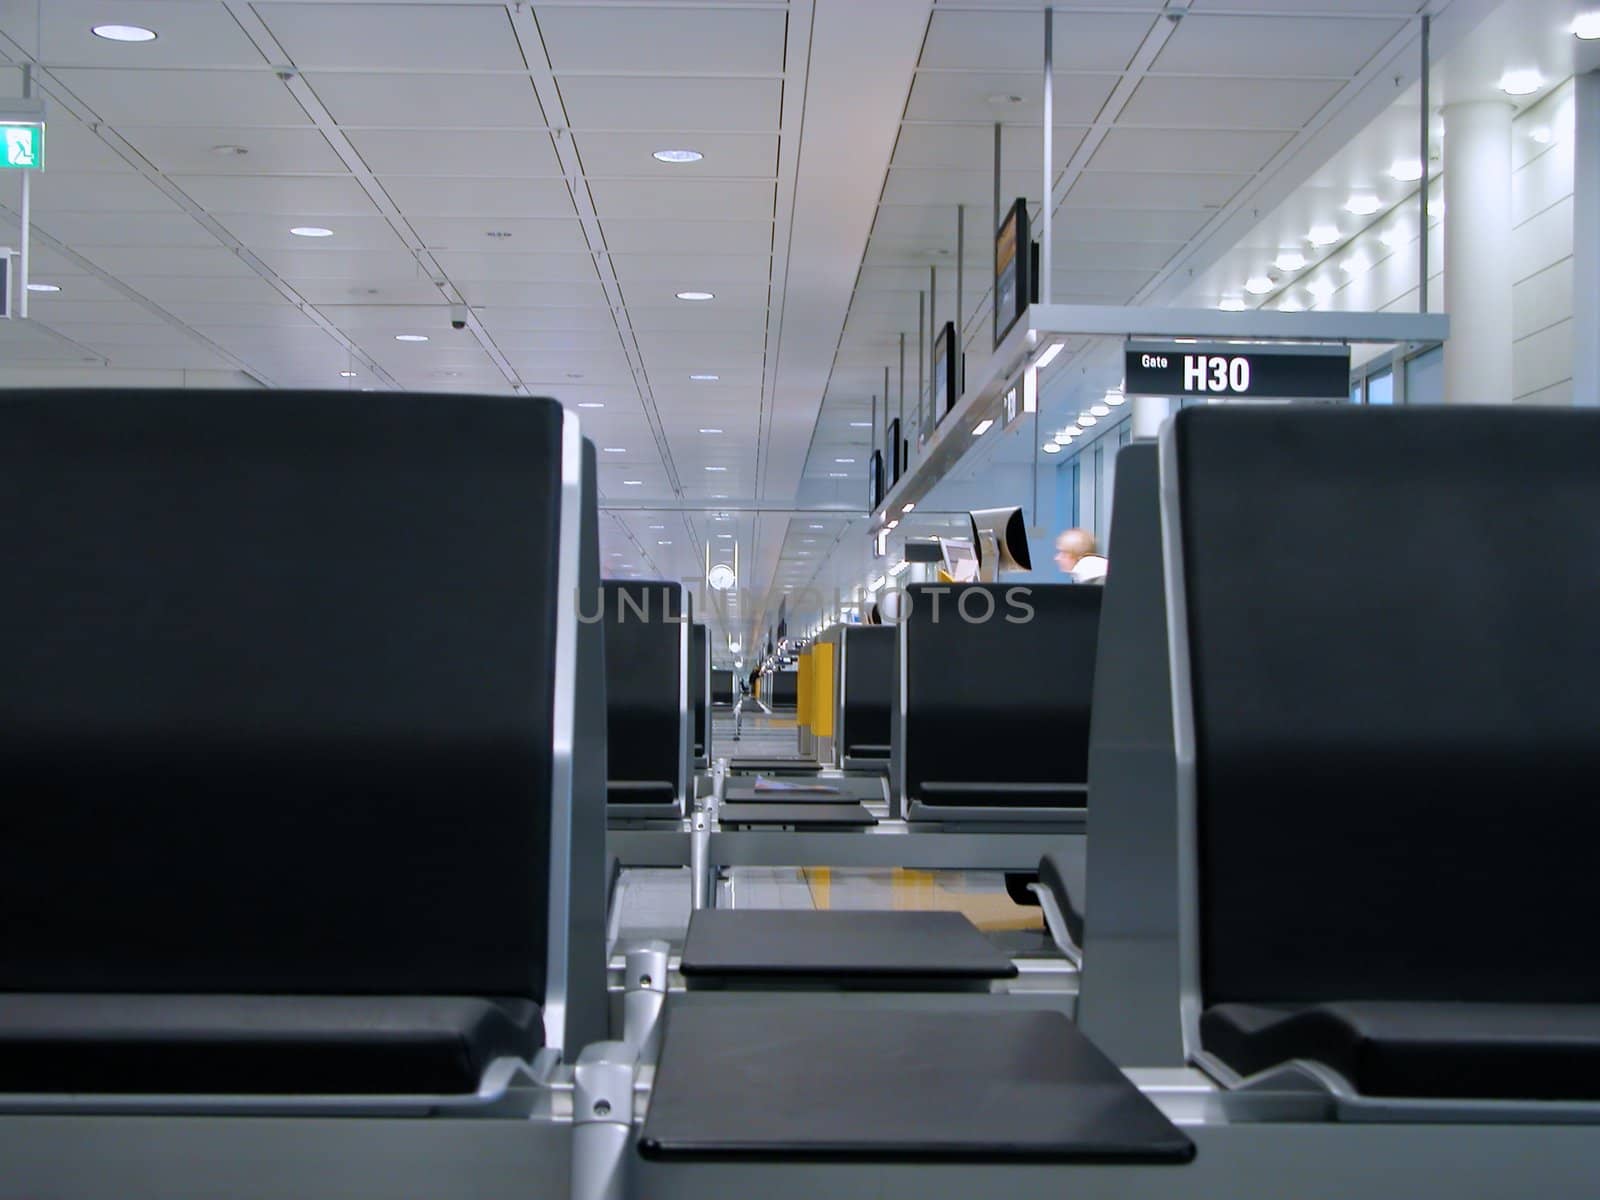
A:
[1574,71,1600,407]
[1442,100,1514,404]
[1131,395,1171,438]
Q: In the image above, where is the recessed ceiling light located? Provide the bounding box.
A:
[1105,391,1126,406]
[828,472,848,478]
[690,373,719,381]
[1388,159,1424,182]
[1078,414,1100,427]
[675,290,715,302]
[1274,251,1306,272]
[705,465,727,472]
[339,370,358,378]
[809,524,824,530]
[623,480,643,486]
[1499,69,1543,96]
[1575,11,1600,39]
[718,533,733,539]
[902,502,916,513]
[654,148,704,164]
[1307,224,1342,247]
[1344,194,1381,216]
[971,419,994,436]
[1089,404,1111,417]
[1530,126,1552,145]
[603,446,626,453]
[1043,442,1063,454]
[290,226,334,238]
[657,541,673,546]
[648,525,665,530]
[849,420,872,428]
[92,23,156,42]
[1063,425,1083,438]
[577,402,604,409]
[1244,275,1275,295]
[395,334,429,342]
[26,282,60,293]
[834,457,855,464]
[700,428,723,434]
[1218,298,1248,312]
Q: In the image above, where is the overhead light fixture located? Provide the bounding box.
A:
[1042,442,1063,454]
[577,402,604,408]
[1244,275,1274,295]
[648,525,665,531]
[1034,341,1064,370]
[26,282,60,293]
[1307,224,1341,247]
[889,560,911,576]
[689,373,719,381]
[884,520,899,530]
[603,446,626,453]
[1078,414,1099,427]
[809,524,824,530]
[1344,193,1381,216]
[657,541,673,546]
[700,427,723,434]
[92,23,156,41]
[835,457,856,464]
[1341,253,1370,277]
[395,334,429,342]
[1274,251,1307,272]
[1499,69,1543,96]
[828,472,848,478]
[1105,390,1125,406]
[901,502,915,514]
[1063,424,1083,438]
[1218,298,1248,312]
[1530,126,1553,145]
[339,370,358,378]
[290,226,334,238]
[1089,404,1111,417]
[868,575,887,591]
[623,480,643,486]
[717,533,733,539]
[675,290,715,301]
[849,420,872,428]
[1575,11,1600,38]
[705,465,727,472]
[971,419,994,436]
[1388,158,1424,182]
[653,149,704,164]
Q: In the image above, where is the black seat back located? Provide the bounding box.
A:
[602,580,689,813]
[1079,442,1182,1065]
[0,390,594,1048]
[1166,406,1600,1011]
[900,582,1100,815]
[841,625,894,764]
[692,623,710,767]
[711,669,736,706]
[768,671,798,709]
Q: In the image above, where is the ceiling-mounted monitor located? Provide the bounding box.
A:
[886,417,903,485]
[869,448,884,510]
[932,320,958,425]
[994,197,1031,348]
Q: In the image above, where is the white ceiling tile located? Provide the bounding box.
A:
[1048,267,1159,299]
[1089,128,1293,174]
[600,219,774,256]
[429,250,602,283]
[319,304,449,333]
[255,247,425,278]
[31,210,221,249]
[905,71,1119,125]
[168,302,318,328]
[1065,171,1248,209]
[410,216,591,254]
[890,124,1085,172]
[169,174,382,216]
[574,131,778,179]
[26,171,181,213]
[349,129,562,177]
[17,276,132,306]
[125,274,291,303]
[557,76,782,133]
[101,343,239,370]
[293,277,447,305]
[1050,240,1185,271]
[1117,76,1346,129]
[537,5,786,74]
[212,212,410,252]
[880,167,1042,208]
[489,329,624,355]
[588,178,775,221]
[615,280,770,311]
[1192,0,1422,12]
[1043,207,1213,242]
[1151,15,1406,77]
[81,246,259,278]
[624,304,769,335]
[635,332,766,369]
[456,280,612,307]
[28,0,270,68]
[51,68,310,127]
[476,306,622,333]
[306,72,546,128]
[30,299,167,325]
[922,10,1155,72]
[378,175,578,217]
[255,4,526,72]
[115,126,346,174]
[26,112,131,172]
[609,254,771,286]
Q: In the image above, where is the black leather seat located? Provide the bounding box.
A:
[1168,406,1600,1103]
[0,389,603,1097]
[901,583,1100,817]
[602,580,689,815]
[692,622,710,767]
[840,624,894,767]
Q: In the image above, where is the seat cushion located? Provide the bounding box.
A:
[0,994,542,1095]
[1202,1001,1600,1100]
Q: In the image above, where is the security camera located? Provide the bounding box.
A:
[449,304,468,331]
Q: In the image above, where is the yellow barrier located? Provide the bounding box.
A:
[796,651,812,731]
[811,642,835,738]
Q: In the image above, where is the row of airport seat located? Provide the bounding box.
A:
[4,391,1600,1191]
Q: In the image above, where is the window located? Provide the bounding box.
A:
[1405,345,1443,405]
[1367,368,1394,406]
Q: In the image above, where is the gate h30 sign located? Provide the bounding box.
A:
[1123,339,1350,400]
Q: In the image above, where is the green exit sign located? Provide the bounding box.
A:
[1,123,43,170]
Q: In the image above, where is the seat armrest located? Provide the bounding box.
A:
[1032,851,1086,967]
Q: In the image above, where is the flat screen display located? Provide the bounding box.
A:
[994,197,1030,348]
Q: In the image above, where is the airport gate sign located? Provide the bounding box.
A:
[1124,340,1350,400]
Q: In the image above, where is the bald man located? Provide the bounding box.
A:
[1055,528,1108,584]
